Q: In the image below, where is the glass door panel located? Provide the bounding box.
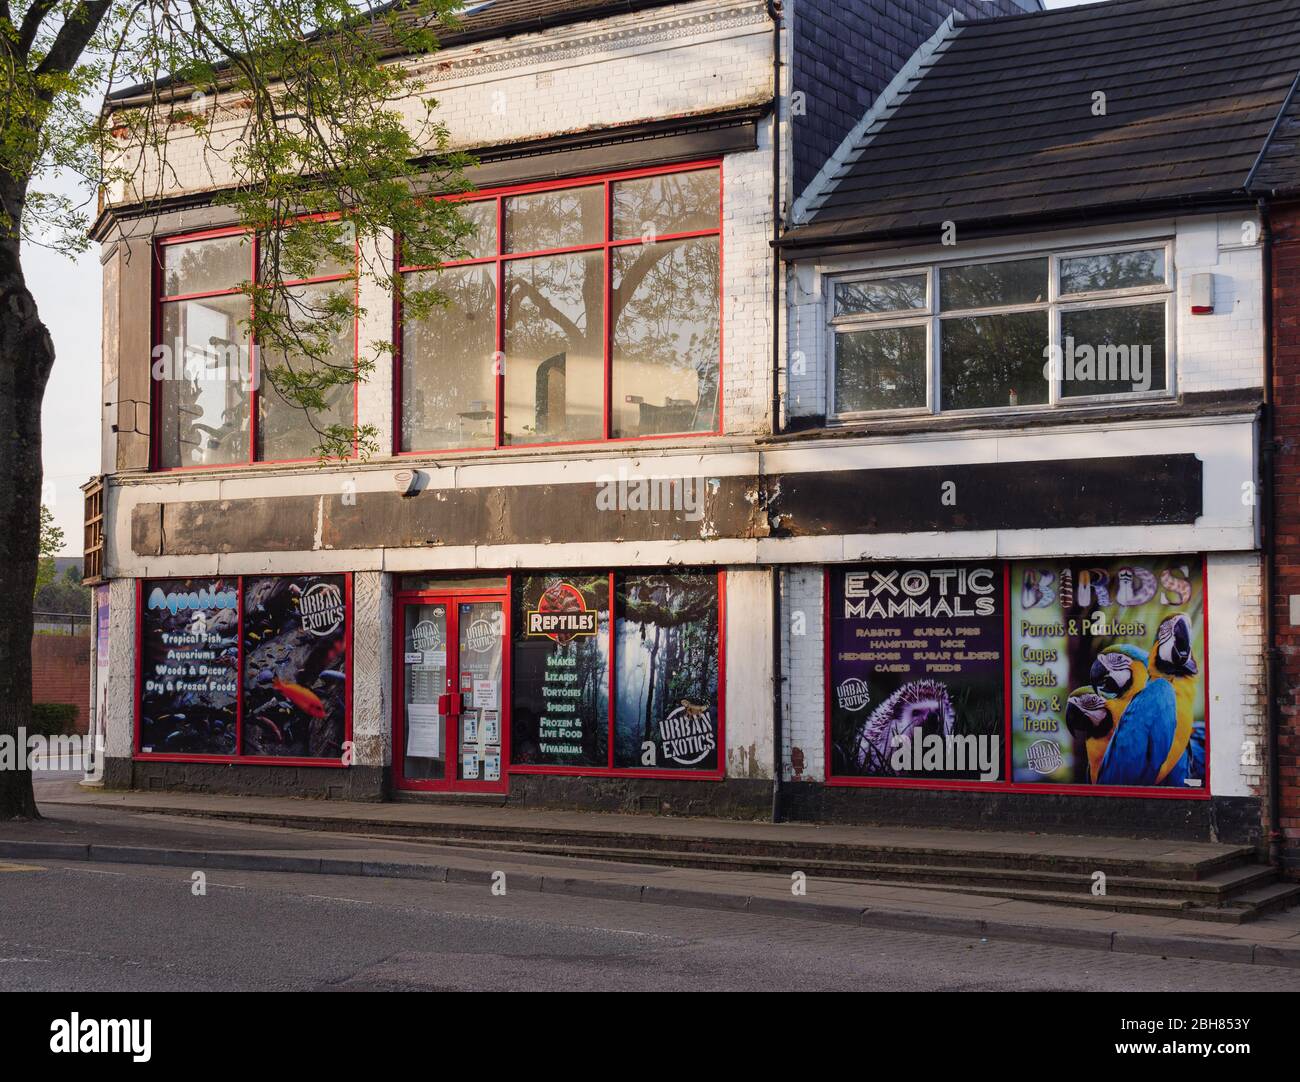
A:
[402,602,449,781]
[455,601,504,783]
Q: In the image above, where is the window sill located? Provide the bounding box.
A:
[774,387,1262,444]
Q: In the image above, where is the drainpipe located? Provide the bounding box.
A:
[766,0,785,823]
[1260,198,1283,867]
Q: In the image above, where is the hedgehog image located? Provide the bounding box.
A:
[851,679,955,775]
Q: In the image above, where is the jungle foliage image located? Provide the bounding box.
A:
[1011,557,1206,788]
[613,572,720,771]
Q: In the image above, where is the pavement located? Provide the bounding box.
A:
[3,777,1299,969]
[10,855,1300,991]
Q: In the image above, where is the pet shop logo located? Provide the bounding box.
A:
[147,584,238,617]
[300,582,345,637]
[410,619,443,652]
[1025,739,1064,775]
[1020,563,1194,610]
[527,582,597,642]
[836,677,871,712]
[659,701,716,766]
[465,618,496,653]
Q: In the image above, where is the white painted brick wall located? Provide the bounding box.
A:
[106,0,772,207]
[721,142,774,436]
[780,566,824,782]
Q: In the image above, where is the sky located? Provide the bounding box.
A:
[26,0,1109,555]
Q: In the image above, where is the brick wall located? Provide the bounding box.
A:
[32,634,91,733]
[1270,200,1300,871]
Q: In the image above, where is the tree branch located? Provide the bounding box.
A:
[35,0,110,79]
[17,0,58,55]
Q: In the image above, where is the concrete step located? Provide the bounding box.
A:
[348,830,1293,919]
[168,805,1255,881]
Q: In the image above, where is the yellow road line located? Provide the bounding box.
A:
[0,862,43,873]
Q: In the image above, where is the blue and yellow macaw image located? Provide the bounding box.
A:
[1012,558,1205,788]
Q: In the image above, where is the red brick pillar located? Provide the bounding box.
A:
[1272,201,1300,873]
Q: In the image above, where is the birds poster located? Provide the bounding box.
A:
[1011,558,1205,788]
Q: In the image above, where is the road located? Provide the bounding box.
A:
[3,857,1299,991]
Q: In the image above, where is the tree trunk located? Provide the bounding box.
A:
[0,224,56,820]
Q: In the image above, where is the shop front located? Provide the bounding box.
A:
[824,556,1208,797]
[392,571,724,795]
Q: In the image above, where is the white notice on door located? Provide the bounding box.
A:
[473,679,499,710]
[462,752,480,780]
[406,703,442,758]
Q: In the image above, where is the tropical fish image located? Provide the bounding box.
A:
[271,678,327,719]
[239,575,348,758]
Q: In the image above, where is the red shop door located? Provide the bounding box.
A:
[394,591,508,793]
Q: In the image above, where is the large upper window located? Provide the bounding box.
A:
[829,244,1171,418]
[398,163,722,452]
[153,224,357,468]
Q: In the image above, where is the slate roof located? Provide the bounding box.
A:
[782,0,1300,252]
[789,0,1040,195]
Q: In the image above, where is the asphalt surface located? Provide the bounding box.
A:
[3,856,1300,991]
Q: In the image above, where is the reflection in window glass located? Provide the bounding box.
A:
[940,258,1047,311]
[455,200,498,261]
[163,235,251,297]
[1059,303,1166,397]
[504,185,603,253]
[835,325,927,413]
[611,236,719,438]
[401,266,497,450]
[834,275,927,317]
[614,573,719,771]
[612,169,719,240]
[256,282,356,460]
[1060,248,1165,294]
[259,220,356,282]
[940,310,1049,410]
[157,294,252,467]
[503,251,604,445]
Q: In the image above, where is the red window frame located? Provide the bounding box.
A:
[821,557,1211,799]
[509,568,727,780]
[134,573,354,767]
[393,159,725,455]
[150,217,361,471]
